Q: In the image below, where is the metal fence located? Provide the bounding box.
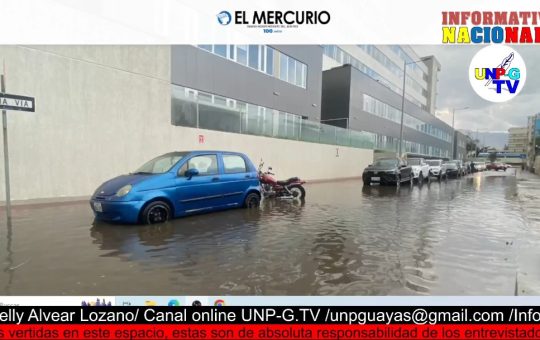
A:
[172,88,375,149]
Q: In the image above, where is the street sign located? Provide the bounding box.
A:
[0,93,35,112]
[0,67,36,226]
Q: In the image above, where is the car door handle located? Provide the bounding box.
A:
[212,177,220,182]
[245,175,251,178]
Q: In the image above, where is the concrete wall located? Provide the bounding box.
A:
[171,45,323,120]
[0,46,371,202]
[535,157,540,174]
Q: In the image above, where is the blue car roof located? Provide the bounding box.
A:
[184,150,246,155]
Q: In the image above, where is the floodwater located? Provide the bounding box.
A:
[1,170,539,296]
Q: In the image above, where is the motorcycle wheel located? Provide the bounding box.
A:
[289,185,306,199]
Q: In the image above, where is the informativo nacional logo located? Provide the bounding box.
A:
[468,45,526,103]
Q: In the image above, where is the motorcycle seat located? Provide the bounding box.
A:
[277,177,300,185]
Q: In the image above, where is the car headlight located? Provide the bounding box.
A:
[116,184,132,197]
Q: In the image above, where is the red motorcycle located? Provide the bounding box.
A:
[258,161,306,199]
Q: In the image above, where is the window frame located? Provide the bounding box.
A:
[222,154,248,174]
[178,154,219,177]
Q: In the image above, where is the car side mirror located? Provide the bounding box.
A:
[185,168,199,179]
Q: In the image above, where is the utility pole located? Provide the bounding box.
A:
[1,64,11,225]
[398,60,407,158]
[398,57,429,158]
[451,108,455,159]
[0,62,35,226]
[451,107,470,159]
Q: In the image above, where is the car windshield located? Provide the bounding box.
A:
[425,160,441,166]
[373,159,397,167]
[134,152,188,174]
[408,159,422,165]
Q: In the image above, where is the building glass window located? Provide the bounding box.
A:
[214,45,227,58]
[295,62,303,87]
[279,52,288,81]
[236,45,248,65]
[248,45,259,69]
[198,45,212,52]
[214,95,227,107]
[266,47,274,76]
[288,57,296,85]
[302,64,307,88]
[363,94,451,143]
[197,45,307,89]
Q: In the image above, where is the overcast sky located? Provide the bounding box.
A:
[413,45,540,133]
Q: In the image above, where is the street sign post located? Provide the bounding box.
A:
[0,70,35,225]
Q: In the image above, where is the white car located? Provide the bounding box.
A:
[408,158,430,183]
[425,159,447,180]
[473,161,486,172]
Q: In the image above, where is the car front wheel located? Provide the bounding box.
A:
[142,201,171,224]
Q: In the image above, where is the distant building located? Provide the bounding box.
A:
[507,127,528,154]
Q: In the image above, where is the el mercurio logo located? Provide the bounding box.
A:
[468,45,526,103]
[216,10,330,33]
[217,11,232,25]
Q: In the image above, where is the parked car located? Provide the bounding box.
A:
[425,159,447,180]
[90,151,262,224]
[362,158,413,187]
[408,158,431,183]
[452,160,465,176]
[486,162,506,171]
[443,161,462,178]
[473,161,486,172]
[462,161,472,175]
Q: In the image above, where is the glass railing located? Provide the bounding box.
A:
[172,89,375,150]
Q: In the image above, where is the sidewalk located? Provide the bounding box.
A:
[514,168,540,295]
[516,168,540,180]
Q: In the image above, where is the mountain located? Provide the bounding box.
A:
[459,130,509,149]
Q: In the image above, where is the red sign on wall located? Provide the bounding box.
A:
[198,135,205,144]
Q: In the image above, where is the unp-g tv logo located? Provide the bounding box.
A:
[469,45,526,103]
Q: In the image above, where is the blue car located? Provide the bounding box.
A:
[90,151,261,224]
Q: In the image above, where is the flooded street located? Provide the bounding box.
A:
[1,170,539,296]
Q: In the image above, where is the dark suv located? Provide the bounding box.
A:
[362,158,413,186]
